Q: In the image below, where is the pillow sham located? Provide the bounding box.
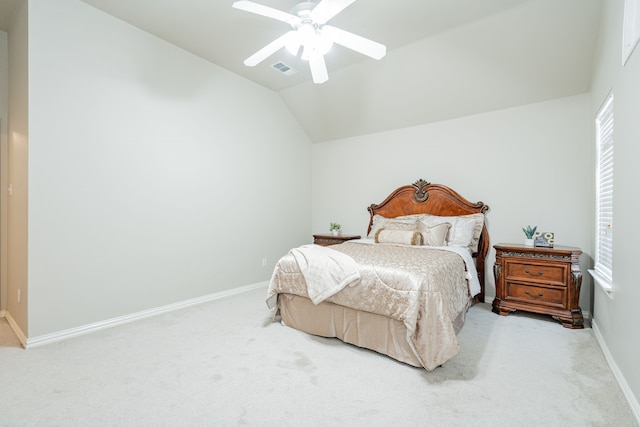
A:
[420,213,484,252]
[463,213,485,252]
[416,221,451,246]
[374,228,423,246]
[368,214,419,238]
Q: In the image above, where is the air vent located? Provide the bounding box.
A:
[272,62,297,76]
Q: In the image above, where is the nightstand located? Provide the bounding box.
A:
[492,243,584,329]
[313,234,361,246]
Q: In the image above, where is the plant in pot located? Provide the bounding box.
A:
[522,225,537,246]
[330,222,342,236]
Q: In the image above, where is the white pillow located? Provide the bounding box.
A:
[464,213,485,252]
[421,213,484,251]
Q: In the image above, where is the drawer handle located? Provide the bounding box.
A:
[525,269,543,277]
[525,290,543,298]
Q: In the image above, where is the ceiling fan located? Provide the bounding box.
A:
[232,0,386,84]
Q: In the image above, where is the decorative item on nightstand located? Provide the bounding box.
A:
[534,231,555,248]
[522,225,537,246]
[329,222,342,236]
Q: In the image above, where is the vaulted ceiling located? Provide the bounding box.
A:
[2,0,603,142]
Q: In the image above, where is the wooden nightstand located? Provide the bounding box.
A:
[492,243,584,329]
[313,234,361,246]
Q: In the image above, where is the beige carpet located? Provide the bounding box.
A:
[0,286,636,426]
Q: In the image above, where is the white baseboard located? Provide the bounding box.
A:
[23,281,269,348]
[592,319,640,425]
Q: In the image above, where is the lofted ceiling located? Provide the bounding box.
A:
[2,0,603,142]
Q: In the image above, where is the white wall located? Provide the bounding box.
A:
[590,0,640,419]
[312,94,594,307]
[23,0,311,337]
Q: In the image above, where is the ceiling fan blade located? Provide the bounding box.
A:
[311,0,357,24]
[307,51,329,84]
[244,31,296,66]
[232,1,301,25]
[324,25,386,60]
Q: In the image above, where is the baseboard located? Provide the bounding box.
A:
[592,319,640,425]
[24,281,269,348]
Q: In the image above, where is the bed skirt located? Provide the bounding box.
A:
[277,294,469,368]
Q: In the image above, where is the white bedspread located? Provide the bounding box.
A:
[267,241,472,370]
[351,238,481,296]
[289,244,361,304]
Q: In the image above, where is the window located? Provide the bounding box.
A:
[592,93,614,293]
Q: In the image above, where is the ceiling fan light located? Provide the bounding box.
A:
[297,23,316,46]
[285,36,301,55]
[301,46,310,61]
[315,30,333,55]
[297,25,333,60]
[234,0,384,84]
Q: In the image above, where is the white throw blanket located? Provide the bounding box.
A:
[289,244,361,304]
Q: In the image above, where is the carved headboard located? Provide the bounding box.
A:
[367,179,490,302]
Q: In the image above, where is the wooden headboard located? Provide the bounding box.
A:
[367,179,490,302]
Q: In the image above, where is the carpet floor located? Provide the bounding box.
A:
[0,286,637,426]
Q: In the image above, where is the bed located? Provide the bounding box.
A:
[267,179,490,370]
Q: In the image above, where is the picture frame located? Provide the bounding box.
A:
[534,231,555,248]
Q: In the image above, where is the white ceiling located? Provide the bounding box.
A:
[2,0,603,142]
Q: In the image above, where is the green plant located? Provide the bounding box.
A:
[329,222,341,231]
[522,225,537,239]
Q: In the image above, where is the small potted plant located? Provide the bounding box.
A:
[330,222,342,236]
[522,225,537,246]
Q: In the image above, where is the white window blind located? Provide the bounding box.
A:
[595,94,614,283]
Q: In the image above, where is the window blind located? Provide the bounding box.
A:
[595,94,614,282]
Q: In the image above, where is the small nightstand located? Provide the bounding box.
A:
[313,234,361,246]
[492,243,584,329]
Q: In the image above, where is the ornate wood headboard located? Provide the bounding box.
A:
[367,179,490,302]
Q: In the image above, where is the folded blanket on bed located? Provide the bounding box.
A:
[289,244,361,304]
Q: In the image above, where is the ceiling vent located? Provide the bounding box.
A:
[272,62,297,76]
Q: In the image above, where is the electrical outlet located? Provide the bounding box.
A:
[261,258,268,267]
[17,289,21,303]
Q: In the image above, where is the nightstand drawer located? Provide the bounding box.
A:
[505,282,566,307]
[505,262,566,284]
